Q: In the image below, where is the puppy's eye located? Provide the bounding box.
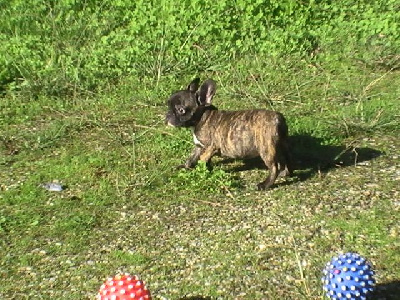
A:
[177,107,186,115]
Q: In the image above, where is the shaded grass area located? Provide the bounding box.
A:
[1,58,400,299]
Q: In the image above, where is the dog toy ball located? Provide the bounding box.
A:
[322,252,375,300]
[97,273,151,300]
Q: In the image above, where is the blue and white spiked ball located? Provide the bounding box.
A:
[322,252,375,300]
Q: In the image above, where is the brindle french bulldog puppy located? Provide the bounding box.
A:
[166,78,293,190]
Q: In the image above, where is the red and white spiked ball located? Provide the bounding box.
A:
[97,274,151,300]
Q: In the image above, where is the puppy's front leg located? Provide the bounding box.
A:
[177,146,202,169]
[199,146,216,163]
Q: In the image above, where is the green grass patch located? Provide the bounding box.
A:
[1,57,399,298]
[1,1,400,299]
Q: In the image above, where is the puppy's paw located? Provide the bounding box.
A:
[176,164,187,170]
[176,163,194,170]
[257,181,274,190]
[279,169,291,178]
[256,182,267,190]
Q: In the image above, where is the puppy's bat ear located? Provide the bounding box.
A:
[198,79,216,105]
[187,78,200,93]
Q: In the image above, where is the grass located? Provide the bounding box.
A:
[1,55,400,299]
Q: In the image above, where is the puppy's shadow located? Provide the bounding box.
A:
[216,134,382,183]
[289,134,382,181]
[368,280,400,299]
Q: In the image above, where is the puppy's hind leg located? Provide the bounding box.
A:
[257,150,279,190]
[276,138,293,178]
[281,139,294,177]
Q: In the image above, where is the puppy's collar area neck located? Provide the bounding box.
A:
[183,105,214,126]
[197,104,217,111]
[191,128,205,148]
